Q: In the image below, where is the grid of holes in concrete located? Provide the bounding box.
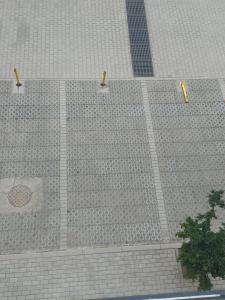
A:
[66,80,161,246]
[147,79,225,239]
[0,80,61,254]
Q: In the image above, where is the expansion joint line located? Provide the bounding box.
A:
[59,80,67,249]
[219,79,225,100]
[141,80,170,242]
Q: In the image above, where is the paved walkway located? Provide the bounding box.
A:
[1,0,225,297]
[1,0,225,79]
[1,78,225,298]
[0,0,132,79]
[1,242,224,300]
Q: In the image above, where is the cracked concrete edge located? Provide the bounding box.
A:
[0,242,182,261]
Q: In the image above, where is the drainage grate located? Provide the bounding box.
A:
[126,0,154,77]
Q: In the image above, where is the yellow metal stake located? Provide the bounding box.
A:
[14,68,22,87]
[180,80,189,103]
[100,71,107,87]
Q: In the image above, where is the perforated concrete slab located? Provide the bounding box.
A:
[66,80,161,246]
[0,0,132,79]
[1,78,225,298]
[145,0,225,78]
[147,79,225,239]
[0,80,60,254]
[1,78,225,252]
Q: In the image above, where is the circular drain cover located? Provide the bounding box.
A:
[8,185,32,207]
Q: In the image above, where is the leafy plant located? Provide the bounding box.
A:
[176,190,225,290]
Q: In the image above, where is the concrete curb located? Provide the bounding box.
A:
[0,242,182,261]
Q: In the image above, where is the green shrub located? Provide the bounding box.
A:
[176,190,225,290]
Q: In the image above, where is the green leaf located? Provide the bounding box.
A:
[176,190,225,291]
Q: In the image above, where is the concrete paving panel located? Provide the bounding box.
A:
[0,0,132,79]
[66,80,161,246]
[147,79,225,240]
[0,80,60,254]
[145,0,225,78]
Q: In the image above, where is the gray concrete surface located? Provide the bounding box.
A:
[0,79,225,299]
[0,80,60,254]
[145,0,225,78]
[0,0,132,79]
[0,79,225,298]
[66,80,161,247]
[1,0,225,79]
[147,79,225,239]
[0,244,224,300]
[1,0,225,297]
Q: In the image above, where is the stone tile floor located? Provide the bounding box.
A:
[0,79,225,298]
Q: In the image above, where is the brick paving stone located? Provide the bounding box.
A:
[145,0,225,78]
[0,245,224,299]
[0,0,132,79]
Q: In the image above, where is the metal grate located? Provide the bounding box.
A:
[126,0,154,77]
[8,185,32,208]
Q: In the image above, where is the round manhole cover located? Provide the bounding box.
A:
[8,185,32,207]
